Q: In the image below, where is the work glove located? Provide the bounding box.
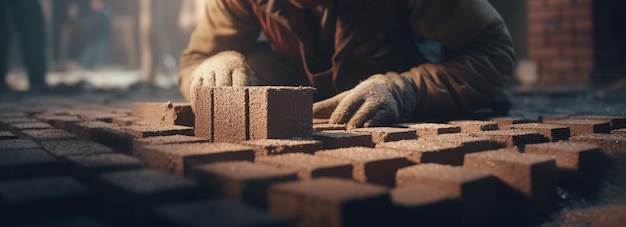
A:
[313,72,417,129]
[189,51,258,108]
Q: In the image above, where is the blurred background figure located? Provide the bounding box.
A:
[0,0,47,92]
[80,0,112,70]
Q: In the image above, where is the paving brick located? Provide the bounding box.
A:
[79,112,129,123]
[0,139,41,151]
[571,115,626,129]
[248,86,315,140]
[311,130,373,149]
[122,125,194,138]
[140,142,255,176]
[131,102,195,127]
[313,123,346,132]
[14,215,112,227]
[19,129,78,141]
[193,86,213,141]
[213,87,248,142]
[396,164,496,224]
[316,147,411,186]
[395,123,461,136]
[0,177,94,224]
[448,120,499,132]
[612,128,626,136]
[391,185,461,226]
[0,117,39,130]
[152,198,287,227]
[9,122,54,132]
[268,178,394,227]
[40,140,114,157]
[65,154,143,177]
[111,116,141,126]
[570,133,626,155]
[525,142,606,184]
[351,127,417,144]
[72,121,121,139]
[469,129,549,150]
[240,139,323,157]
[487,117,537,128]
[509,123,571,141]
[377,139,466,165]
[464,150,557,210]
[92,126,134,154]
[189,161,298,208]
[0,131,17,140]
[419,133,494,153]
[0,149,62,181]
[133,135,211,158]
[544,119,612,136]
[256,153,353,180]
[44,115,83,131]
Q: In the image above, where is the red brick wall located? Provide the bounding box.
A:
[527,0,594,86]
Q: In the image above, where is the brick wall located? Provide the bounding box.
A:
[527,0,594,86]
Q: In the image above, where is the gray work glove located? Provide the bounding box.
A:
[313,72,417,129]
[189,51,258,109]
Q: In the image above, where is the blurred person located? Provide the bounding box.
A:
[80,0,112,70]
[0,0,47,92]
[180,0,515,129]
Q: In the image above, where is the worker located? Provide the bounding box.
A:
[178,0,515,129]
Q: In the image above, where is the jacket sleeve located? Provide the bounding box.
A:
[178,0,260,101]
[402,0,516,116]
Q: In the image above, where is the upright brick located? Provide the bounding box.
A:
[256,153,352,180]
[0,139,41,151]
[469,129,549,150]
[19,129,78,141]
[133,135,211,158]
[40,140,114,157]
[140,143,255,176]
[122,125,194,138]
[570,133,626,155]
[509,123,571,141]
[189,161,298,208]
[248,86,315,139]
[391,185,461,226]
[351,127,417,144]
[240,139,323,157]
[131,102,195,127]
[0,149,62,181]
[396,164,496,224]
[312,130,373,149]
[448,120,499,132]
[316,147,411,186]
[544,119,612,136]
[377,140,466,165]
[525,142,606,184]
[193,86,214,141]
[213,87,248,142]
[0,131,18,140]
[396,123,461,136]
[268,178,394,227]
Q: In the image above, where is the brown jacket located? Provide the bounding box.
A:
[179,0,515,116]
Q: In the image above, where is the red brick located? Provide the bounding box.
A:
[544,119,612,135]
[509,123,571,141]
[397,123,461,136]
[396,164,496,224]
[40,140,114,157]
[71,121,121,139]
[268,178,393,227]
[19,129,78,141]
[546,0,575,8]
[420,133,494,153]
[612,128,626,136]
[448,120,498,132]
[0,131,17,140]
[47,116,82,131]
[562,46,593,58]
[79,112,128,123]
[547,33,575,45]
[0,149,62,181]
[111,116,141,126]
[487,117,537,129]
[544,59,575,71]
[132,135,211,158]
[141,143,255,176]
[377,139,466,165]
[569,133,626,155]
[0,139,41,151]
[213,87,248,142]
[188,161,298,208]
[350,127,416,144]
[464,150,557,210]
[193,86,214,141]
[571,115,626,129]
[525,142,605,183]
[240,139,322,157]
[248,86,315,140]
[561,7,591,18]
[256,153,352,180]
[527,9,560,21]
[122,125,194,138]
[468,129,549,150]
[316,147,411,186]
[131,102,194,127]
[313,123,346,132]
[528,46,561,60]
[391,185,461,226]
[312,130,373,149]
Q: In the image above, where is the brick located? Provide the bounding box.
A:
[92,127,134,154]
[396,164,496,224]
[0,118,39,130]
[0,149,62,181]
[543,119,612,135]
[248,86,315,140]
[193,86,213,141]
[509,123,571,141]
[570,133,626,155]
[152,198,287,227]
[140,143,255,176]
[0,131,17,140]
[40,140,114,157]
[111,116,142,126]
[0,139,41,151]
[19,129,78,141]
[9,122,54,132]
[464,150,557,210]
[65,154,143,177]
[131,102,195,127]
[14,215,112,227]
[213,87,248,142]
[0,177,94,225]
[311,130,373,149]
[240,139,323,157]
[448,120,498,132]
[316,147,411,186]
[72,121,120,139]
[396,123,462,136]
[79,112,128,123]
[391,185,461,226]
[122,125,194,138]
[189,161,298,208]
[313,118,330,124]
[133,135,211,158]
[351,127,417,144]
[256,153,352,180]
[268,178,393,227]
[377,140,466,165]
[46,116,82,131]
[571,115,626,129]
[419,133,494,153]
[612,128,626,136]
[525,142,606,184]
[488,117,537,128]
[313,123,346,132]
[469,129,549,150]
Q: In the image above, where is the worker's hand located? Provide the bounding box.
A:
[313,72,416,129]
